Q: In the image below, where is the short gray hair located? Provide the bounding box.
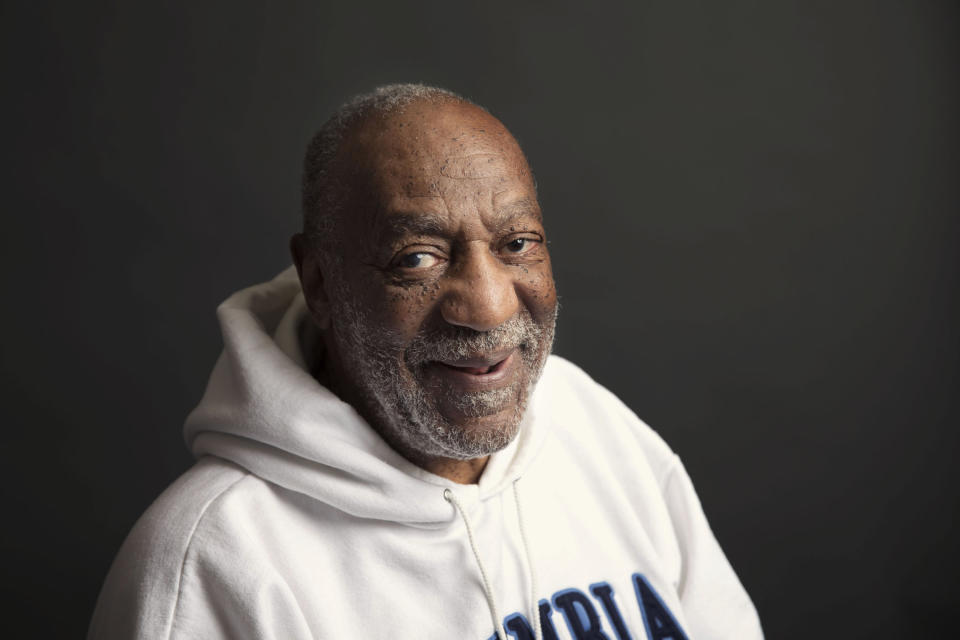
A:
[301,83,474,250]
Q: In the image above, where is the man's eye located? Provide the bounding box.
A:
[502,237,537,254]
[396,252,440,269]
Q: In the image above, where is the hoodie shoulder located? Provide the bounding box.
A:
[538,355,680,486]
[88,457,249,640]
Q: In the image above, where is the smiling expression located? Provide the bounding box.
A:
[296,99,558,471]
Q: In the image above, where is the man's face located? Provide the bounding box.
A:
[305,101,557,464]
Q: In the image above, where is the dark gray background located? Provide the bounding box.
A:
[2,0,957,637]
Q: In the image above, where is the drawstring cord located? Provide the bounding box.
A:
[513,481,541,640]
[444,482,540,640]
[443,488,507,640]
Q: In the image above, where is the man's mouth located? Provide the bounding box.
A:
[438,357,510,376]
[427,349,519,388]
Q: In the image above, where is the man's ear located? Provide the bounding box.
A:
[290,233,331,329]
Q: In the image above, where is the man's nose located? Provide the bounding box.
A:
[440,248,520,332]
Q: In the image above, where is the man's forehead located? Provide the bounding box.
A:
[348,102,526,172]
[396,152,529,200]
[380,195,542,235]
[333,101,538,239]
[440,153,516,180]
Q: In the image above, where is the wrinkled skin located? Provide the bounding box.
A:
[292,100,558,484]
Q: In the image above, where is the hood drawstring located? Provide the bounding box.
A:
[443,488,506,640]
[513,480,541,640]
[443,481,540,640]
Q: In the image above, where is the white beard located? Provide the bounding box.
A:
[324,283,557,461]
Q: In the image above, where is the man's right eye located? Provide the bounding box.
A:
[396,252,441,269]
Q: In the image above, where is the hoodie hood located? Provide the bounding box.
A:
[183,267,551,527]
[94,268,764,640]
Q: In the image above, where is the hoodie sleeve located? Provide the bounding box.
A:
[88,459,314,640]
[661,460,764,640]
[165,556,314,640]
[87,461,246,640]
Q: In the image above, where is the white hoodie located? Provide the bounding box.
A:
[89,268,763,640]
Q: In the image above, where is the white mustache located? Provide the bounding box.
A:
[404,313,539,367]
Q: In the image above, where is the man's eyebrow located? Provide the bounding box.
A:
[382,212,450,237]
[380,198,542,238]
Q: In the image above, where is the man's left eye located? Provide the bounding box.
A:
[502,237,537,254]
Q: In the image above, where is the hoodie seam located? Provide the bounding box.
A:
[657,455,682,490]
[658,457,691,595]
[164,471,251,640]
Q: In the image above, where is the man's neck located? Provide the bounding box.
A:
[419,454,490,485]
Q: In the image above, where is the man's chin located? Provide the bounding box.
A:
[432,427,520,461]
[426,402,525,460]
[410,366,539,458]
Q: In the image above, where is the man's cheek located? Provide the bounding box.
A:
[382,287,439,332]
[522,272,557,320]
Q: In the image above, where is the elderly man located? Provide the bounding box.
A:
[90,84,763,640]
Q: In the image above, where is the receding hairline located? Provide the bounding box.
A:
[301,84,478,245]
[301,84,535,257]
[335,101,527,185]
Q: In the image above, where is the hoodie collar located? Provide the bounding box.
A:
[184,267,552,526]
